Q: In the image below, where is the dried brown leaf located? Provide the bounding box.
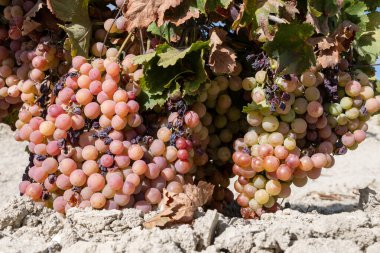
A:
[334,20,359,51]
[183,181,215,207]
[308,37,338,68]
[124,0,182,32]
[25,0,44,18]
[22,20,41,35]
[209,28,237,74]
[317,50,339,68]
[308,21,358,69]
[22,0,43,35]
[210,28,227,46]
[166,7,200,26]
[143,182,214,229]
[283,0,299,19]
[308,37,335,51]
[143,207,175,229]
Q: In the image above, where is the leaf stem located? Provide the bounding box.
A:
[139,28,145,54]
[117,32,134,58]
[146,38,151,52]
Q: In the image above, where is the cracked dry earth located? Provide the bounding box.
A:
[1,119,380,253]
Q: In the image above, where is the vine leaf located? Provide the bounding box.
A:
[355,30,380,63]
[362,0,379,11]
[305,0,341,35]
[207,0,233,12]
[263,23,316,75]
[282,0,299,20]
[47,0,91,57]
[157,40,209,68]
[124,0,182,31]
[144,182,214,229]
[164,0,201,26]
[208,28,237,74]
[343,0,369,33]
[309,37,339,68]
[334,20,359,51]
[134,43,208,110]
[59,22,91,57]
[137,84,167,110]
[366,12,380,31]
[147,22,181,42]
[46,0,82,22]
[232,0,284,40]
[242,101,269,113]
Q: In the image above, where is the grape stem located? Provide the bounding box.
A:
[102,0,127,57]
[116,32,134,58]
[139,28,145,54]
[268,15,288,24]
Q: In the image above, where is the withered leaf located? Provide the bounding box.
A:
[308,37,335,51]
[317,50,339,68]
[124,0,182,32]
[283,0,299,19]
[334,20,359,51]
[183,181,215,207]
[22,0,43,35]
[164,3,200,26]
[308,37,339,68]
[208,28,237,74]
[143,182,214,229]
[307,21,358,69]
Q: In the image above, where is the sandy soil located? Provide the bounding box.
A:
[0,120,380,253]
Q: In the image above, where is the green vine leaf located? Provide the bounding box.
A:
[263,23,316,75]
[135,42,209,110]
[232,0,284,40]
[147,22,181,42]
[138,78,168,110]
[59,22,91,57]
[355,30,380,64]
[242,101,269,114]
[157,40,209,68]
[342,0,369,33]
[46,0,82,22]
[367,12,380,31]
[133,44,170,65]
[362,0,380,11]
[48,0,91,57]
[305,0,340,35]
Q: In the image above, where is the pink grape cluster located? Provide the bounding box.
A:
[231,66,380,216]
[0,43,22,120]
[0,0,70,124]
[16,55,204,214]
[2,0,36,41]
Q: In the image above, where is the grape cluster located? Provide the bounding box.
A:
[4,0,378,219]
[232,64,380,216]
[190,66,250,212]
[16,54,205,214]
[0,0,70,124]
[0,43,22,121]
